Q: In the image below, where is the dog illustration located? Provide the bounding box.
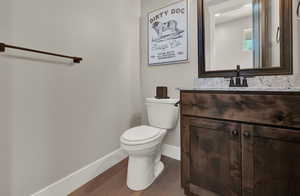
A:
[152,20,183,41]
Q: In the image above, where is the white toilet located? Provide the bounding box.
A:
[120,98,179,191]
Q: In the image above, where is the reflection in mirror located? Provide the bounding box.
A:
[204,0,280,71]
[265,0,280,68]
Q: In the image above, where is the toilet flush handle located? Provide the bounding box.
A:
[174,101,181,107]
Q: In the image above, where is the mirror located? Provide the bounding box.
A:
[198,0,293,77]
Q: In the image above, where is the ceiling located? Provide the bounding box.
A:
[204,0,252,24]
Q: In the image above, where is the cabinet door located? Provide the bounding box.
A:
[182,117,242,196]
[242,125,300,196]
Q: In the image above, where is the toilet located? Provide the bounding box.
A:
[120,98,179,191]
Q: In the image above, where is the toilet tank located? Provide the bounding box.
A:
[145,98,179,130]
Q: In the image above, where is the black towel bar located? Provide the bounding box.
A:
[0,42,82,63]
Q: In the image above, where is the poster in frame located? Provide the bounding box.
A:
[148,0,188,66]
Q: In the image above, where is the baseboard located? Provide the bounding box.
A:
[31,145,179,196]
[31,148,128,196]
[162,144,181,161]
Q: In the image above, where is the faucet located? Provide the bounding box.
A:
[229,65,248,87]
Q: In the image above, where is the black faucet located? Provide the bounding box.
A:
[229,65,248,87]
[236,65,241,86]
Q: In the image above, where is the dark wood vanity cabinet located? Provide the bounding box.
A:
[186,118,242,196]
[242,125,300,196]
[180,91,300,196]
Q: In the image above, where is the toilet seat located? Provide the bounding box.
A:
[121,126,163,145]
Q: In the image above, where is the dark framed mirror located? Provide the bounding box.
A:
[198,0,293,78]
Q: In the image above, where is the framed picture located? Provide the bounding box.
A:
[148,0,188,65]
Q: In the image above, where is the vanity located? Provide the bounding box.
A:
[182,0,300,194]
[180,89,300,196]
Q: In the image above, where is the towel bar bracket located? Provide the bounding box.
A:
[0,43,5,52]
[73,58,82,63]
[297,0,300,19]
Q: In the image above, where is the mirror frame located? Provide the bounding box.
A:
[198,0,293,78]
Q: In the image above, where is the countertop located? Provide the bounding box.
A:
[178,87,300,92]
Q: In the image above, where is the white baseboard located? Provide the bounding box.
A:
[162,144,181,161]
[31,145,180,196]
[31,148,128,196]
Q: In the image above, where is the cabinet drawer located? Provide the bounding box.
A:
[181,92,300,129]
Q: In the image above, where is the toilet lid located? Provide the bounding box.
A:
[122,126,161,142]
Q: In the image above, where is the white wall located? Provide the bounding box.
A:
[214,16,253,70]
[0,0,141,195]
[141,0,198,147]
[0,1,12,195]
[294,0,300,74]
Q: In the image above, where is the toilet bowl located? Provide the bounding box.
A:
[120,98,179,191]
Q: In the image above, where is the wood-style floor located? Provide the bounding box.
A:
[69,156,185,196]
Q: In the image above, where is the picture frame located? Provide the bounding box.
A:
[148,0,188,66]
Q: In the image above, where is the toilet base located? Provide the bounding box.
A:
[155,161,164,178]
[126,157,165,191]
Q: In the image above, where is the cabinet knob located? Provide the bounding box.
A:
[231,130,239,136]
[243,132,251,138]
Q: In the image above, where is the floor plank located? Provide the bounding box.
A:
[69,156,185,196]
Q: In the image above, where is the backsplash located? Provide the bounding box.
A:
[194,74,300,89]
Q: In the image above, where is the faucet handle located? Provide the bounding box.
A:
[229,77,235,87]
[242,77,248,87]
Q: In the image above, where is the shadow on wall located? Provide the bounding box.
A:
[129,113,142,128]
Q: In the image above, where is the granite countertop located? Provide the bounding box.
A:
[178,87,300,92]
